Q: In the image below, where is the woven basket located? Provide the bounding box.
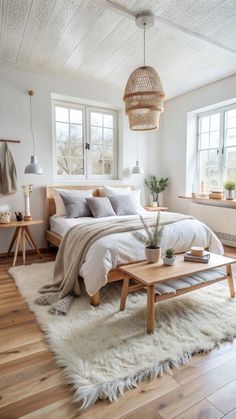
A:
[123,66,165,130]
[0,211,11,224]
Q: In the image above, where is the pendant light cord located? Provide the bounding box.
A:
[29,94,36,155]
[143,22,146,67]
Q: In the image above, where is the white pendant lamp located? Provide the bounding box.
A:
[123,13,165,131]
[132,134,143,174]
[24,90,43,175]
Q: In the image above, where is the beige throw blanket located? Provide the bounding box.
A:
[35,213,191,314]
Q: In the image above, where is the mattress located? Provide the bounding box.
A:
[49,210,150,237]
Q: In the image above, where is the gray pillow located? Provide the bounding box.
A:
[86,197,116,218]
[59,191,92,218]
[109,195,138,216]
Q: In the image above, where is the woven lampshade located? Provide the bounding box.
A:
[123,66,165,131]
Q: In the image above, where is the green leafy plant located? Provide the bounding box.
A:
[224,181,236,190]
[144,175,169,205]
[165,248,175,258]
[134,212,164,249]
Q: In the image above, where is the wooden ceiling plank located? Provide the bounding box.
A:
[16,0,57,65]
[28,0,84,67]
[44,0,102,71]
[62,9,124,73]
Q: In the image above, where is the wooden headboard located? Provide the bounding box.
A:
[45,184,133,228]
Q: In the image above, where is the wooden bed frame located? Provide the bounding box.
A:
[45,184,133,306]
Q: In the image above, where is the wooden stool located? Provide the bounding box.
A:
[0,220,43,266]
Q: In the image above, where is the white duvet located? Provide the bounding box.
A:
[50,211,224,296]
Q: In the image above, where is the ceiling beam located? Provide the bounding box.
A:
[95,0,236,56]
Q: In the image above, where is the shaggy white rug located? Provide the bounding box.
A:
[9,262,236,409]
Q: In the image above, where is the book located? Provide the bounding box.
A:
[209,191,224,200]
[184,251,210,263]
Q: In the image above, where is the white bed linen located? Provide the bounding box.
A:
[50,211,224,296]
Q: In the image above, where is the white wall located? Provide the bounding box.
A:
[0,63,161,253]
[162,74,236,214]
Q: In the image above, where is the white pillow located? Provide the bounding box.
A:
[103,186,142,212]
[52,188,93,217]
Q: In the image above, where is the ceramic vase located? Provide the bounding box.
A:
[24,195,32,221]
[225,189,235,200]
[145,247,161,263]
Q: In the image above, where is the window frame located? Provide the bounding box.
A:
[197,103,236,192]
[52,100,118,181]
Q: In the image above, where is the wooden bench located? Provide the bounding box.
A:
[119,253,236,334]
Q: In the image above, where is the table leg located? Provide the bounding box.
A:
[147,285,155,334]
[25,226,42,258]
[120,275,130,311]
[22,228,26,265]
[13,228,22,267]
[90,291,100,306]
[7,228,18,256]
[25,230,34,250]
[226,264,235,298]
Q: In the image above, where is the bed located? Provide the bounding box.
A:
[45,185,224,306]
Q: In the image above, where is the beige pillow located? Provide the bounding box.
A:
[103,186,142,211]
[98,185,131,197]
[52,189,93,217]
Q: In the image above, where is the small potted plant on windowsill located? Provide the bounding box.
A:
[134,211,164,263]
[163,248,176,266]
[224,181,236,200]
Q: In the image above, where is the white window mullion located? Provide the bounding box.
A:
[86,108,91,179]
[219,109,225,187]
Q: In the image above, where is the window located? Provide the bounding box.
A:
[197,105,236,192]
[53,101,118,179]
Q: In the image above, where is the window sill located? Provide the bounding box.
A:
[179,195,236,207]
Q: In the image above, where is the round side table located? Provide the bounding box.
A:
[0,220,43,266]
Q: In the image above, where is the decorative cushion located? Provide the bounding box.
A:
[59,191,92,218]
[52,189,93,217]
[109,195,138,216]
[86,197,116,218]
[103,186,143,212]
[98,185,131,197]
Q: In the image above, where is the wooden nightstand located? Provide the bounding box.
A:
[144,206,168,211]
[0,220,43,266]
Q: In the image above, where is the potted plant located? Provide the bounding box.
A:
[224,181,236,200]
[134,211,164,263]
[144,175,168,207]
[163,248,176,266]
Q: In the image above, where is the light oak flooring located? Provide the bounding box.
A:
[0,247,236,419]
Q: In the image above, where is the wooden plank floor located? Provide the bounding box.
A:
[0,247,236,419]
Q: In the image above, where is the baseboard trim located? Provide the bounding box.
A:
[0,247,56,259]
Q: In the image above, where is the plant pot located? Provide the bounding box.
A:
[150,201,158,208]
[163,255,176,266]
[225,189,235,200]
[145,247,161,263]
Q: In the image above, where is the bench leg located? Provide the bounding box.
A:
[120,275,130,311]
[90,291,100,306]
[227,264,235,298]
[147,285,155,334]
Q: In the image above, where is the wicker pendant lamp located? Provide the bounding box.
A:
[123,13,165,131]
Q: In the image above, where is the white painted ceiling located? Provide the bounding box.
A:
[0,0,236,99]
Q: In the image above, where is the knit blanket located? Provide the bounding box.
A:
[35,213,191,314]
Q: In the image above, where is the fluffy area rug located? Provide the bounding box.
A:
[9,262,236,409]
